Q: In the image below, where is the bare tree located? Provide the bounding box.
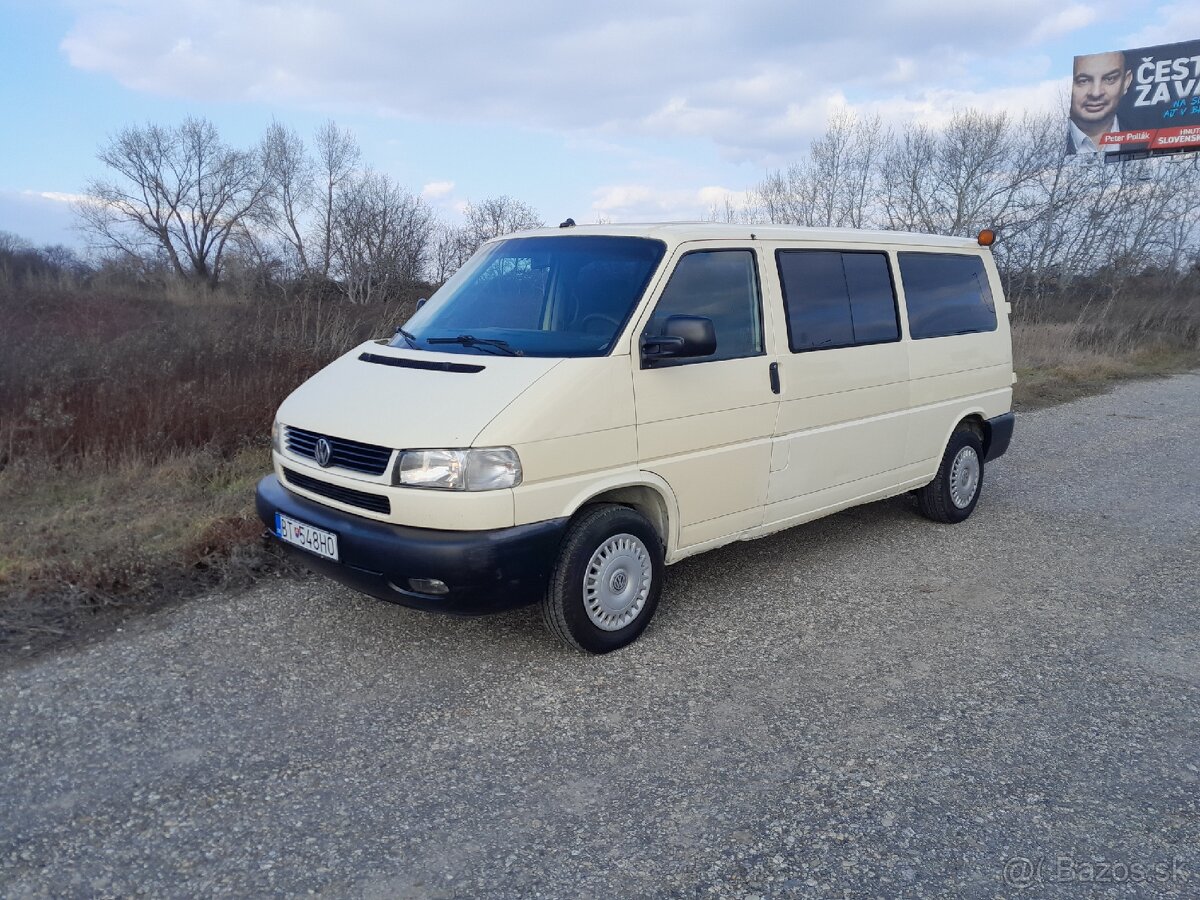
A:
[424,196,543,281]
[749,164,815,225]
[841,113,888,228]
[461,196,542,249]
[878,122,938,231]
[704,193,741,224]
[76,118,270,286]
[332,170,435,304]
[260,121,314,275]
[750,111,887,228]
[429,221,466,285]
[879,111,1032,236]
[313,120,361,279]
[0,231,31,254]
[993,114,1090,306]
[754,104,1200,310]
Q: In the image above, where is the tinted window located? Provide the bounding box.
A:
[644,250,762,364]
[445,255,549,330]
[843,253,900,343]
[898,253,996,339]
[399,236,666,358]
[777,250,899,352]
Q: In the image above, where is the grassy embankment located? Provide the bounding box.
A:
[0,279,400,653]
[1,275,1197,655]
[1011,278,1200,407]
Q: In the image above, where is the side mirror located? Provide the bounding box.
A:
[640,315,717,366]
[415,297,428,311]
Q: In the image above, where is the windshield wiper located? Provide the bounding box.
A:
[393,326,418,349]
[426,334,521,356]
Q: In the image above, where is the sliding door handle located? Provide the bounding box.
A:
[768,362,780,395]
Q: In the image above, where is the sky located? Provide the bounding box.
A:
[1,0,1198,249]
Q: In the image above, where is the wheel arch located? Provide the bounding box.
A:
[568,474,679,559]
[937,408,987,457]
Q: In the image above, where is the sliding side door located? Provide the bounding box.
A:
[764,244,913,527]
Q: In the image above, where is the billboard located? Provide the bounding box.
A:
[1068,38,1200,156]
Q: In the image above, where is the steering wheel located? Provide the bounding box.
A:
[580,313,620,333]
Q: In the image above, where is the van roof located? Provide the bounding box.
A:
[503,222,983,249]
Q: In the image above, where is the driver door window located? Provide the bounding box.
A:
[643,250,763,365]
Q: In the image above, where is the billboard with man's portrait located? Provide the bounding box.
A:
[1068,37,1200,156]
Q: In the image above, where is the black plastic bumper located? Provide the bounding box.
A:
[984,412,1015,462]
[256,475,567,615]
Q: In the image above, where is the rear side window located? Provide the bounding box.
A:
[776,250,899,352]
[898,253,996,339]
[644,249,763,364]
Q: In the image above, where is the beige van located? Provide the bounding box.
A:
[257,224,1014,652]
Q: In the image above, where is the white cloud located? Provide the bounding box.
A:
[29,190,89,205]
[1124,3,1200,47]
[1030,4,1098,43]
[59,0,1104,164]
[591,184,750,222]
[850,79,1068,131]
[420,180,455,200]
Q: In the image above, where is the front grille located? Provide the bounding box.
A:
[285,427,392,477]
[283,467,391,515]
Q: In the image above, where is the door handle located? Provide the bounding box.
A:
[768,362,780,395]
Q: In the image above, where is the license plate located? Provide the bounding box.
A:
[275,513,339,561]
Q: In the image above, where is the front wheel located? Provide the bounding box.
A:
[916,427,984,523]
[541,504,664,653]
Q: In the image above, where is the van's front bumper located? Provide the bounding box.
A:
[255,475,567,615]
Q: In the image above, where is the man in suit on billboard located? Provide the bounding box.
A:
[1067,50,1132,154]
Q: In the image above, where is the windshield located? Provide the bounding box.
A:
[394,236,666,358]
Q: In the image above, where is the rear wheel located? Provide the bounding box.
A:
[541,504,664,653]
[916,427,984,523]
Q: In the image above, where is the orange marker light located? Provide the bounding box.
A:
[977,229,996,247]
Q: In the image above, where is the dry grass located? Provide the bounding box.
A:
[0,282,402,464]
[1009,270,1200,407]
[0,277,411,659]
[1011,277,1200,408]
[1013,323,1200,409]
[0,447,277,653]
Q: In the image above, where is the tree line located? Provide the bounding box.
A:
[49,109,1200,310]
[731,109,1200,310]
[73,117,542,300]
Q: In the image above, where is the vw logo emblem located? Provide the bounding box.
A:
[314,438,333,468]
[610,571,628,593]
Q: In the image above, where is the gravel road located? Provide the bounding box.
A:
[3,374,1199,898]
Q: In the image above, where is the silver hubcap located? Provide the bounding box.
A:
[949,446,981,509]
[583,533,652,631]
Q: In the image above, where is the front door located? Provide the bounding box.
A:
[631,243,780,555]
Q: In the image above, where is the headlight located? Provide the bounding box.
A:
[396,447,522,491]
[271,420,282,453]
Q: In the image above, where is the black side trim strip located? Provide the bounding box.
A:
[358,352,485,374]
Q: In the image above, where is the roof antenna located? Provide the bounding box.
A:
[559,218,576,228]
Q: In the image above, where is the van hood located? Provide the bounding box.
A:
[276,342,562,449]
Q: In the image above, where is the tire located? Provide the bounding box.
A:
[916,426,985,524]
[541,504,664,653]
